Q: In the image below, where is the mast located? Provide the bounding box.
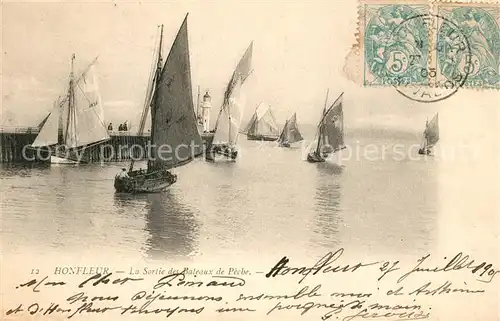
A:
[147,24,164,170]
[322,88,329,116]
[63,53,76,148]
[228,103,231,145]
[316,88,329,154]
[129,25,163,172]
[423,113,440,150]
[57,94,64,144]
[157,24,164,88]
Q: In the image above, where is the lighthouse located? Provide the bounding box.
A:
[200,90,212,132]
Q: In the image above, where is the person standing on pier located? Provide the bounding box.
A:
[108,123,113,131]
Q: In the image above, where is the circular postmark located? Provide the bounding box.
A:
[392,13,472,103]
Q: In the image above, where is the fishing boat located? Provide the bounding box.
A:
[307,91,345,163]
[242,102,280,141]
[418,113,439,155]
[30,55,109,164]
[277,113,304,147]
[114,15,203,193]
[206,42,253,162]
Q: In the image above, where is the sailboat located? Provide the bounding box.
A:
[114,15,203,193]
[418,113,439,155]
[307,91,346,163]
[206,42,253,161]
[277,113,304,147]
[30,55,109,164]
[242,102,280,141]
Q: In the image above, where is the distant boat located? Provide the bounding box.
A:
[418,113,439,155]
[31,55,109,164]
[206,42,253,162]
[242,102,280,141]
[277,113,304,147]
[114,16,202,193]
[307,91,345,163]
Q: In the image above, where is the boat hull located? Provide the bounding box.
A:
[28,145,89,164]
[418,148,431,155]
[206,144,238,161]
[114,169,177,193]
[50,156,79,164]
[247,134,278,141]
[279,142,291,148]
[307,152,326,163]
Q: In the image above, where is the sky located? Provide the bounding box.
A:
[1,0,498,136]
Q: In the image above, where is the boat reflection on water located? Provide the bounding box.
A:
[311,163,343,250]
[113,190,200,261]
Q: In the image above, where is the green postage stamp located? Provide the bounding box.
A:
[360,0,430,87]
[434,2,500,89]
[357,0,499,89]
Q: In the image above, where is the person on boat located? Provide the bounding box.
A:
[117,168,129,179]
[165,171,176,182]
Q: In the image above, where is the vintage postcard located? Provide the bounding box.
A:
[1,0,499,320]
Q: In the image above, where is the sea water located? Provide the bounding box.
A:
[1,127,440,264]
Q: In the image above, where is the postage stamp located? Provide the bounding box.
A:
[432,1,500,89]
[346,0,499,100]
[359,0,431,87]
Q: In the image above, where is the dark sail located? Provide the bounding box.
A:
[316,93,344,156]
[425,113,439,148]
[37,112,51,130]
[278,113,303,145]
[241,113,257,134]
[148,14,203,172]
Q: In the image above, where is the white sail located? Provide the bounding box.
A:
[243,102,279,137]
[63,93,78,148]
[65,64,110,148]
[32,105,60,147]
[212,76,245,146]
[81,64,105,123]
[255,102,279,135]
